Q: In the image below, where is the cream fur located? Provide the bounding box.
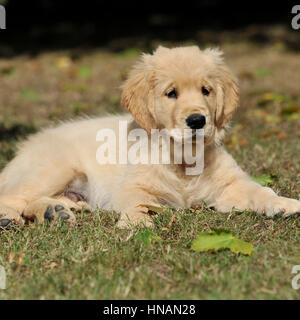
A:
[0,46,299,228]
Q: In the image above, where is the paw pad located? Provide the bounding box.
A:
[55,205,65,212]
[43,204,72,224]
[44,206,54,222]
[58,212,70,220]
[0,219,11,227]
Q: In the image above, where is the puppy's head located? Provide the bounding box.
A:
[121,46,238,144]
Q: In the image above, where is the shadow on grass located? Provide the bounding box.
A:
[0,122,37,142]
[0,122,37,169]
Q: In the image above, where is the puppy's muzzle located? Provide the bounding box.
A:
[185,113,206,129]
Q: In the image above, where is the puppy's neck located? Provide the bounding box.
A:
[128,120,218,176]
[171,143,217,176]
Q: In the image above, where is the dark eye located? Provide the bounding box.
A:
[166,88,177,99]
[201,86,210,96]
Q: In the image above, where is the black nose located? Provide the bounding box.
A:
[185,113,206,129]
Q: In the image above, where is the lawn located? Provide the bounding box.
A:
[0,38,299,299]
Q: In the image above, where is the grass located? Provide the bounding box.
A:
[0,209,299,299]
[0,39,300,299]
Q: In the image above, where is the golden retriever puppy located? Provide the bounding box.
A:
[0,46,299,229]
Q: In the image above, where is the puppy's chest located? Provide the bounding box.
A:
[158,174,207,208]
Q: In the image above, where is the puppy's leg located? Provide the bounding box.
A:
[216,182,300,217]
[0,164,80,227]
[22,184,92,225]
[113,187,159,228]
[205,148,300,217]
[214,171,300,217]
[0,126,86,227]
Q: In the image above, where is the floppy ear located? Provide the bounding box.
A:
[215,64,239,129]
[121,54,157,132]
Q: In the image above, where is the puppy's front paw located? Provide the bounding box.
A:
[0,205,24,229]
[265,197,300,218]
[23,198,76,225]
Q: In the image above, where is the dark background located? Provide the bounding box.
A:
[0,0,299,56]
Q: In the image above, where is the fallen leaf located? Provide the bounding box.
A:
[252,173,277,187]
[252,110,268,118]
[254,68,273,78]
[256,100,270,108]
[225,135,248,148]
[0,66,15,76]
[238,139,248,147]
[281,104,300,115]
[280,104,300,120]
[263,92,292,103]
[260,287,277,294]
[231,135,239,146]
[78,66,92,79]
[49,262,57,269]
[238,70,255,80]
[256,92,293,108]
[55,56,72,69]
[232,124,244,132]
[285,113,300,120]
[8,252,15,263]
[17,253,25,266]
[117,48,140,58]
[260,129,279,138]
[260,130,286,140]
[139,204,165,215]
[22,89,39,102]
[272,41,286,52]
[277,132,286,139]
[162,213,176,231]
[265,115,281,123]
[135,230,162,245]
[191,228,254,256]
